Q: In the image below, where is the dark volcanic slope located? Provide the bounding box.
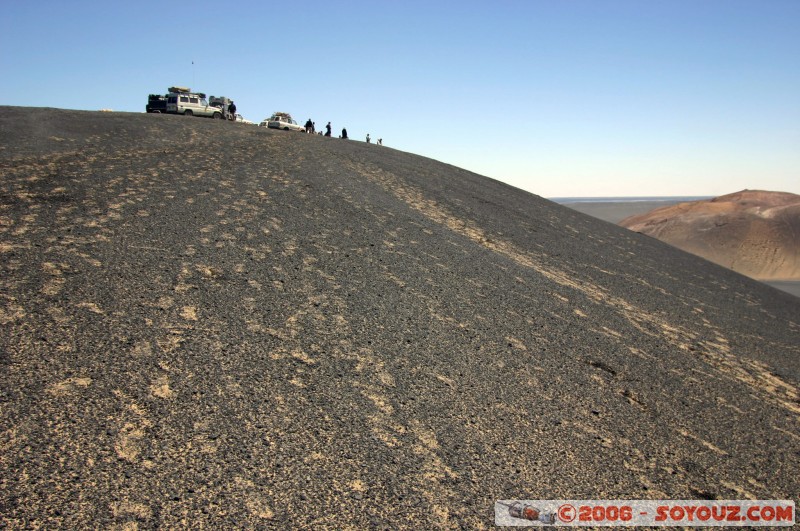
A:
[620,190,800,281]
[1,108,798,529]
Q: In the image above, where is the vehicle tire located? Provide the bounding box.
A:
[184,110,193,116]
[212,113,222,120]
[284,127,289,131]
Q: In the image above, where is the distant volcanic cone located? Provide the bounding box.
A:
[619,190,800,280]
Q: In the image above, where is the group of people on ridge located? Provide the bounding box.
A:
[304,118,380,144]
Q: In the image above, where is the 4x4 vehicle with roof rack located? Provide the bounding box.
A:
[263,112,305,132]
[165,87,223,119]
[146,94,167,113]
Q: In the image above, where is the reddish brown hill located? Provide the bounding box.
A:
[620,190,800,280]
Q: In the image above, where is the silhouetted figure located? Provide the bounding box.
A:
[378,138,382,146]
[305,119,313,134]
[341,128,348,139]
[228,101,236,121]
[325,122,332,137]
[366,134,371,143]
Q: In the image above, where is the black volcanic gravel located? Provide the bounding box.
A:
[0,107,798,529]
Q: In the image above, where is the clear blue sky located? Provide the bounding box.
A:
[2,1,798,197]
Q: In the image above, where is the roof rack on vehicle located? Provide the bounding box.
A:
[168,86,191,94]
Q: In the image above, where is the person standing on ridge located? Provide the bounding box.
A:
[228,100,236,121]
[325,122,332,137]
[341,128,348,139]
[366,134,371,143]
[305,119,313,134]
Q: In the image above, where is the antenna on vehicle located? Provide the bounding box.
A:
[192,60,195,89]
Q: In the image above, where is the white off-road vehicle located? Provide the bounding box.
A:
[264,112,305,132]
[166,87,224,119]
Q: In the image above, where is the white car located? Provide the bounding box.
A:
[264,112,305,132]
[234,114,255,125]
[166,91,224,119]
